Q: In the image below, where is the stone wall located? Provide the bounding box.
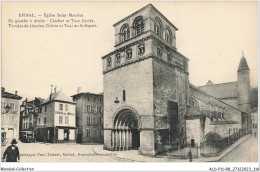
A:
[103,57,155,155]
[186,118,203,146]
[152,45,189,151]
[189,85,242,140]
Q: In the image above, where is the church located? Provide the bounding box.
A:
[101,4,251,156]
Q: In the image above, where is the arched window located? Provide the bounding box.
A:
[121,24,130,42]
[154,17,162,37]
[134,16,144,36]
[165,27,172,44]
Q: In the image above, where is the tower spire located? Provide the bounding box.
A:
[238,51,249,72]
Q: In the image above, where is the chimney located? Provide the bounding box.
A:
[77,87,82,94]
[50,85,53,100]
[15,91,18,95]
[51,85,53,94]
[54,86,57,93]
[1,87,5,94]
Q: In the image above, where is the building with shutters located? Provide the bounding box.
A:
[72,88,103,144]
[35,87,76,143]
[1,87,22,142]
[19,97,44,138]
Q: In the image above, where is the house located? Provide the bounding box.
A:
[35,87,76,143]
[72,87,103,144]
[1,87,22,142]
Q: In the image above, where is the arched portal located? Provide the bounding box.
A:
[112,108,141,151]
[205,132,222,146]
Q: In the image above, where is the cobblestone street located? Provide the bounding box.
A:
[1,135,257,162]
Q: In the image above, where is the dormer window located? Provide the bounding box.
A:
[107,57,112,68]
[134,17,144,36]
[126,49,132,61]
[138,44,145,56]
[121,24,130,42]
[157,47,162,57]
[115,54,121,65]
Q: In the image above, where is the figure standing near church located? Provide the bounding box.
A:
[2,139,20,162]
[188,150,192,162]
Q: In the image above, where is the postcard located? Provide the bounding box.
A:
[1,1,258,171]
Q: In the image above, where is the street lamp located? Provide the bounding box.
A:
[228,128,231,145]
[114,97,119,103]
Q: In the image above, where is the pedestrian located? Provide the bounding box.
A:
[188,150,192,162]
[2,139,20,162]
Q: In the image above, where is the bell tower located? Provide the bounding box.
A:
[237,51,252,134]
[102,4,189,156]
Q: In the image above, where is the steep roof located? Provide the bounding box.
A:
[198,81,238,99]
[41,91,75,105]
[190,83,242,112]
[238,52,250,71]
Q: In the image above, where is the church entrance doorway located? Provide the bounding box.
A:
[112,108,140,151]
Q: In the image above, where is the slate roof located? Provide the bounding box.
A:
[1,88,22,100]
[198,81,238,99]
[41,91,75,105]
[238,55,250,72]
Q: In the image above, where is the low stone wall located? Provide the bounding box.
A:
[165,146,199,159]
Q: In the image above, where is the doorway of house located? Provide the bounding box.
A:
[64,129,69,142]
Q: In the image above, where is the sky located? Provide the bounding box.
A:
[1,1,258,101]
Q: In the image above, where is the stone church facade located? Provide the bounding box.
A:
[102,4,251,156]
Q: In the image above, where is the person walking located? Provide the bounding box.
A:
[2,139,20,162]
[188,150,192,162]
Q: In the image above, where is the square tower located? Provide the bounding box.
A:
[102,4,189,156]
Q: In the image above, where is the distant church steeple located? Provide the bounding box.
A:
[238,51,250,72]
